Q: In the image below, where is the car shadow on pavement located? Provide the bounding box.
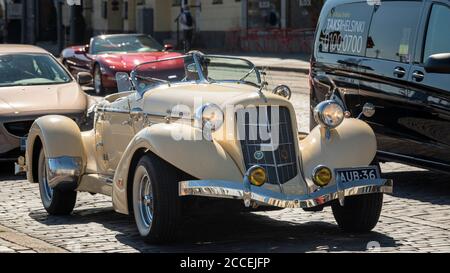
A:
[384,170,450,205]
[29,206,398,253]
[18,167,448,252]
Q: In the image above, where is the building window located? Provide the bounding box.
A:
[173,0,188,6]
[101,1,108,19]
[213,0,223,4]
[123,1,129,19]
[287,0,324,29]
[247,0,281,29]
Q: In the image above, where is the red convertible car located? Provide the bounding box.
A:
[61,34,181,95]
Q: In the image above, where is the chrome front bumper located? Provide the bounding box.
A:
[179,178,393,209]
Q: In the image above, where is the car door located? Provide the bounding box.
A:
[357,0,424,159]
[95,95,136,175]
[406,1,450,169]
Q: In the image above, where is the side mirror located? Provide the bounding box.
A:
[77,72,93,86]
[186,63,198,73]
[424,53,450,74]
[74,44,89,55]
[164,44,174,51]
[357,103,376,119]
[272,85,292,100]
[115,72,133,93]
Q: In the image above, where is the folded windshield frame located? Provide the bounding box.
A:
[129,53,261,97]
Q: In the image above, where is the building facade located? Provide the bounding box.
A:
[1,0,325,54]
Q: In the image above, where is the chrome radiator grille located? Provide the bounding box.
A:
[237,106,298,185]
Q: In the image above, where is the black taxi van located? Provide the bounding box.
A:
[310,0,450,173]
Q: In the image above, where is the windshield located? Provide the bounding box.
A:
[204,56,260,86]
[0,54,72,87]
[92,35,164,54]
[125,54,261,94]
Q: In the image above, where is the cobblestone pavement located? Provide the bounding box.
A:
[0,72,449,253]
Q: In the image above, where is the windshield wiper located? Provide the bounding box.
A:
[134,75,171,86]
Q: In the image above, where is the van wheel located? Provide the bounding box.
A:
[332,193,383,232]
[38,149,77,215]
[132,154,181,244]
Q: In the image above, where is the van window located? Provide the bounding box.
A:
[423,4,450,61]
[317,2,373,57]
[365,1,422,63]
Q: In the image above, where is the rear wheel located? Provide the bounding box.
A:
[38,149,77,215]
[332,193,383,232]
[132,154,182,244]
[93,64,105,96]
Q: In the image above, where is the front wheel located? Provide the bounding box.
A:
[332,193,383,233]
[132,154,182,244]
[38,149,77,215]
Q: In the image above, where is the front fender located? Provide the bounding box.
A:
[113,123,243,215]
[26,115,86,184]
[300,118,377,183]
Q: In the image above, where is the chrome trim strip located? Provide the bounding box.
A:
[96,107,170,122]
[46,157,83,191]
[0,112,85,123]
[179,178,393,209]
[96,107,130,114]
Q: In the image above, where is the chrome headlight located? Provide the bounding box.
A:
[195,103,224,131]
[314,100,345,128]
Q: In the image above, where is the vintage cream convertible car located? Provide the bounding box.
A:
[19,52,393,243]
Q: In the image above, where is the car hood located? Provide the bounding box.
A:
[98,51,182,71]
[142,83,285,116]
[0,82,87,117]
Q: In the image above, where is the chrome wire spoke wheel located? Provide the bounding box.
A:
[133,165,155,237]
[42,160,53,203]
[38,150,53,208]
[139,172,154,229]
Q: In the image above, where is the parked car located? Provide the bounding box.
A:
[61,34,180,96]
[19,52,392,243]
[0,45,95,163]
[311,0,450,173]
